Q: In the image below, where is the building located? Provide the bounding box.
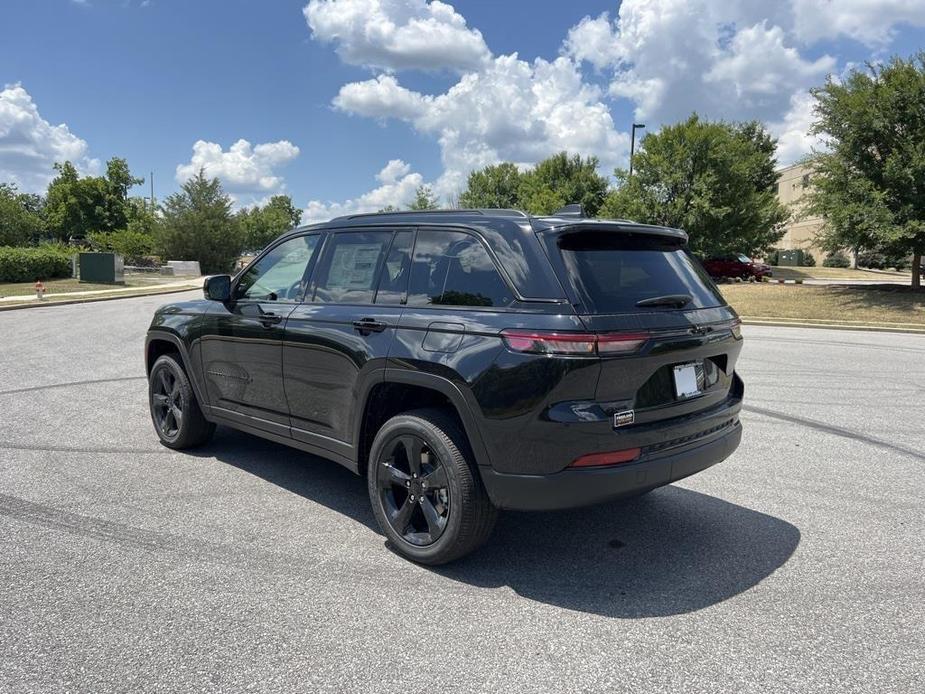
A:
[775,162,828,263]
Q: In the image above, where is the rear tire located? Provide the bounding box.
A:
[367,408,497,565]
[148,354,215,449]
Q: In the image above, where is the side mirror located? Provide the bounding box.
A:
[203,274,232,302]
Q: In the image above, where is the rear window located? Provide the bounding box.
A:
[555,232,724,313]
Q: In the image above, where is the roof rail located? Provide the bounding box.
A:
[343,209,485,220]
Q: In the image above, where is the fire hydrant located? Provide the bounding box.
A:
[34,280,46,300]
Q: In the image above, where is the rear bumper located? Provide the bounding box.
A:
[480,422,741,511]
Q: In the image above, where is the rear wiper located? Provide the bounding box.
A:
[635,294,692,308]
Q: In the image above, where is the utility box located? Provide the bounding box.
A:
[777,249,805,267]
[79,252,125,284]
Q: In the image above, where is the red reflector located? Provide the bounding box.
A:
[569,448,642,468]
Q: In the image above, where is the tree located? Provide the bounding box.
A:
[458,162,523,209]
[0,183,44,246]
[805,54,925,289]
[519,152,609,216]
[238,195,303,251]
[157,169,243,273]
[408,185,439,210]
[600,115,788,257]
[43,158,143,240]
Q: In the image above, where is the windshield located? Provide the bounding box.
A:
[555,232,725,313]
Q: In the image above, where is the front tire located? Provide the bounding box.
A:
[148,354,215,449]
[367,408,497,565]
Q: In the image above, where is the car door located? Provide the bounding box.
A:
[199,233,322,436]
[283,229,411,460]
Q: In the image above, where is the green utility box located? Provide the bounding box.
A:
[79,252,125,284]
[777,249,805,267]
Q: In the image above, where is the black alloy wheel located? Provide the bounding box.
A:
[377,434,450,546]
[151,366,182,440]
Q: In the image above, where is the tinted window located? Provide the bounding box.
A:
[375,231,412,304]
[313,231,391,304]
[236,234,320,302]
[556,233,724,313]
[408,230,512,308]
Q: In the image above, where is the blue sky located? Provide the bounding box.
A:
[1,1,924,220]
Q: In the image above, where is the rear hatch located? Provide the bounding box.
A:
[539,223,743,425]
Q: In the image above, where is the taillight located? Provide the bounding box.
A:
[730,319,742,340]
[501,329,649,356]
[569,448,641,468]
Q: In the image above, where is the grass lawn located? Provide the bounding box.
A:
[769,266,911,281]
[721,283,925,326]
[0,274,188,298]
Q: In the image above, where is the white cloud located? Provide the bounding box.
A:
[0,83,98,193]
[791,0,925,46]
[304,0,490,72]
[175,138,300,202]
[769,91,823,166]
[303,159,424,222]
[335,54,628,198]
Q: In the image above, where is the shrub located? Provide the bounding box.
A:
[87,229,155,265]
[823,250,850,268]
[765,249,780,265]
[801,251,816,267]
[0,245,73,282]
[856,249,911,271]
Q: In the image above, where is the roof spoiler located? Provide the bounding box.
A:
[552,203,584,217]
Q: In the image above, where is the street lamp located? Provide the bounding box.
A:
[629,123,646,177]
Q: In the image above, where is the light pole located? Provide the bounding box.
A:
[629,123,645,177]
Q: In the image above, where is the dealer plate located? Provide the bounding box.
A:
[673,362,704,399]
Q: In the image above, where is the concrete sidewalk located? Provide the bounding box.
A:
[0,278,201,305]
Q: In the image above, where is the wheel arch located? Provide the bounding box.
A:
[355,372,492,477]
[145,330,210,409]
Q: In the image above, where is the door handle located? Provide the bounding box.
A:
[258,312,283,328]
[353,318,387,334]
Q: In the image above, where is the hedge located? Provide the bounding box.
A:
[0,246,73,282]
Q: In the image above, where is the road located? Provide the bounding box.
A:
[1,292,922,693]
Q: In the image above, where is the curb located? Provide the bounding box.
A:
[742,317,925,335]
[0,286,199,312]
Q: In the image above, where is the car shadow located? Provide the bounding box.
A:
[196,427,800,619]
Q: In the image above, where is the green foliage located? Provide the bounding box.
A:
[822,250,850,268]
[43,158,144,241]
[378,205,400,213]
[805,53,925,287]
[599,115,789,257]
[519,153,608,216]
[0,245,72,282]
[408,185,439,210]
[87,229,155,265]
[458,162,523,209]
[856,248,911,270]
[156,169,243,274]
[0,183,44,246]
[238,195,303,252]
[801,251,817,267]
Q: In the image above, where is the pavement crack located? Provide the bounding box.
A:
[0,375,146,396]
[742,404,925,462]
[0,442,170,455]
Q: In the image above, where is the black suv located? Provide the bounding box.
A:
[145,208,744,564]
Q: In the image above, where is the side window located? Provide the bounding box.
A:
[407,230,512,308]
[313,231,392,304]
[235,234,320,302]
[375,231,412,304]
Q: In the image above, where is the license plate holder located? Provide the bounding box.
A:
[673,362,703,399]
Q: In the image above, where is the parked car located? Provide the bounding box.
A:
[145,207,744,564]
[703,253,772,281]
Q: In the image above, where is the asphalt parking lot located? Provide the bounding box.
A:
[1,292,922,693]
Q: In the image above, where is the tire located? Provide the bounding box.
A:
[148,354,215,449]
[367,408,498,565]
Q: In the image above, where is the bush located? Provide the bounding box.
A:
[823,250,850,268]
[801,251,816,267]
[0,245,73,282]
[87,229,155,265]
[765,249,780,265]
[856,249,911,270]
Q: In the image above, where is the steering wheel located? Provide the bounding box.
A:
[282,279,304,300]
